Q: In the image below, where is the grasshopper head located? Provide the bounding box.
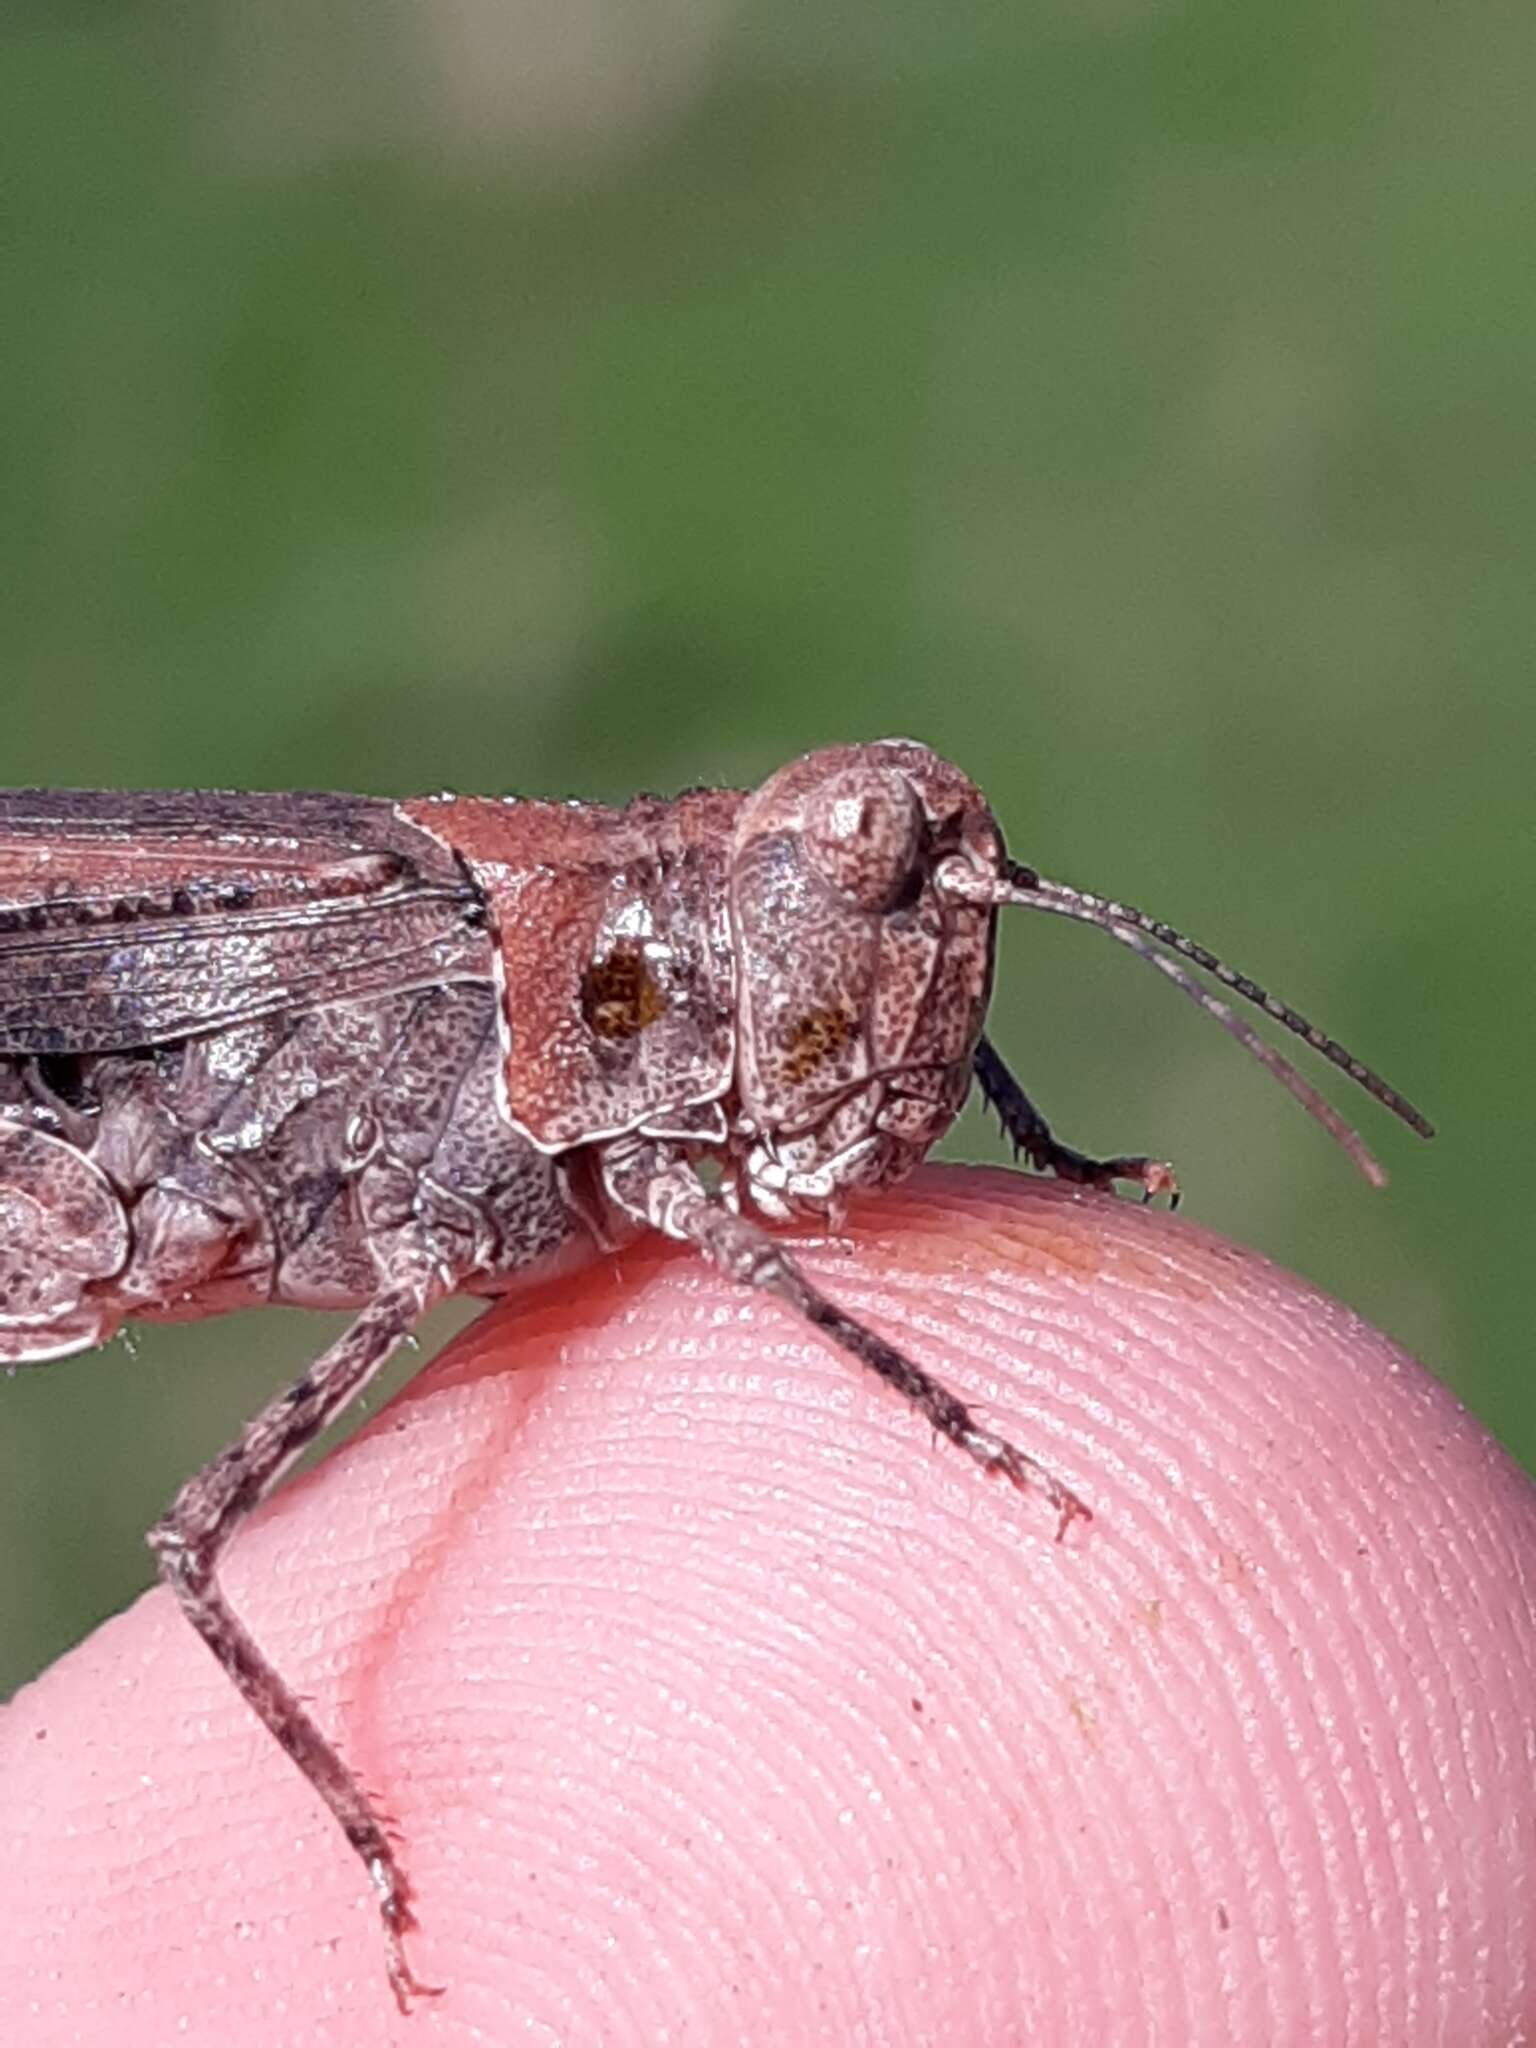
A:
[727,740,1001,1220]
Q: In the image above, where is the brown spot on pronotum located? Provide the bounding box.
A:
[581,941,666,1040]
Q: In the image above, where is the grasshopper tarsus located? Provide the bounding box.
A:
[374,1859,445,2014]
[959,1425,1092,1540]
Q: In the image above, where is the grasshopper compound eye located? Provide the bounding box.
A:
[801,763,926,913]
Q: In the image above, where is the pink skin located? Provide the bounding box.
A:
[2,1164,1532,2045]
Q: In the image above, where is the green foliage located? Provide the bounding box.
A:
[2,0,1529,1693]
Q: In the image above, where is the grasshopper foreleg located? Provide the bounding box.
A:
[973,1034,1178,1205]
[605,1145,1091,1540]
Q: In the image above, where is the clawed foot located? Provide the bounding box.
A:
[1102,1155,1180,1207]
[961,1427,1093,1541]
[373,1857,446,2014]
[1040,1143,1180,1207]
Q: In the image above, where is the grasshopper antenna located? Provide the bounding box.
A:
[937,857,1434,1188]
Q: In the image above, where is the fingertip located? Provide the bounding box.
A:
[314,1167,1536,2038]
[4,1165,1531,2045]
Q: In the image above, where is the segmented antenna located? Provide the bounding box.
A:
[937,856,1433,1186]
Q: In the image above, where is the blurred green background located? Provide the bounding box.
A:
[2,1,1530,1697]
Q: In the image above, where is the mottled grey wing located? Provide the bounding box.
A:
[0,788,490,1053]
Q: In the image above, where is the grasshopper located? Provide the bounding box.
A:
[0,741,1430,2004]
